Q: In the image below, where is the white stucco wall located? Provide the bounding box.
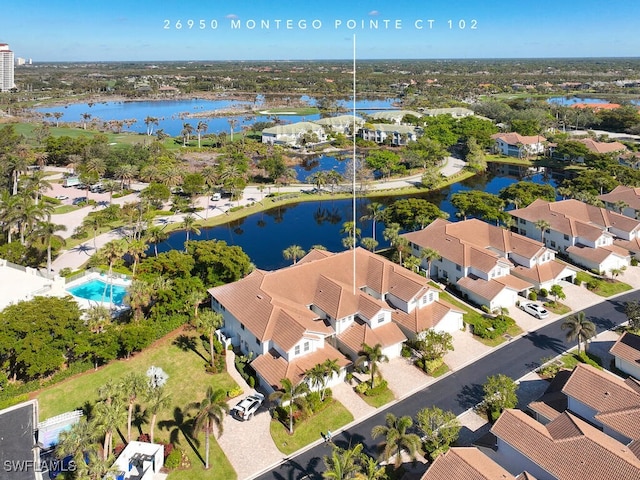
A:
[615,356,640,380]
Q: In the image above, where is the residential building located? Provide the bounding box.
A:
[369,109,422,124]
[208,248,463,394]
[261,121,326,147]
[619,151,640,170]
[599,185,640,219]
[509,199,638,273]
[422,107,474,118]
[491,132,546,158]
[550,138,627,163]
[314,114,364,135]
[0,258,67,312]
[106,441,164,480]
[491,409,640,480]
[420,447,531,480]
[0,400,40,480]
[0,43,15,92]
[359,123,417,146]
[610,331,640,380]
[402,219,576,309]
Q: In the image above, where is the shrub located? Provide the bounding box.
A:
[480,305,491,313]
[528,291,538,301]
[113,443,126,458]
[248,376,256,388]
[539,288,548,298]
[424,358,444,375]
[227,386,243,398]
[631,257,639,267]
[401,345,412,358]
[574,277,581,285]
[365,379,389,396]
[306,391,323,413]
[586,279,599,291]
[163,442,174,458]
[137,433,151,443]
[354,381,369,394]
[164,449,182,469]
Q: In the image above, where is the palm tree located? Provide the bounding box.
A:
[144,116,159,136]
[125,238,147,276]
[56,418,98,467]
[340,221,361,250]
[228,118,238,142]
[94,397,127,460]
[356,455,387,480]
[115,164,138,190]
[306,363,327,397]
[360,202,385,242]
[561,312,597,354]
[38,221,67,274]
[196,120,208,148]
[52,111,63,127]
[181,122,194,146]
[181,214,201,251]
[84,215,102,251]
[195,310,224,367]
[102,179,119,205]
[269,378,310,434]
[120,372,148,442]
[383,223,408,265]
[420,248,440,279]
[360,237,379,252]
[144,225,168,257]
[535,219,550,246]
[371,413,421,468]
[126,279,153,322]
[356,343,389,389]
[85,305,111,336]
[23,170,52,205]
[145,385,171,444]
[81,112,92,130]
[99,240,126,306]
[322,444,363,480]
[283,244,306,265]
[188,387,229,470]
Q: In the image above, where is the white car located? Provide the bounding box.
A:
[230,393,265,421]
[55,195,69,201]
[520,302,549,319]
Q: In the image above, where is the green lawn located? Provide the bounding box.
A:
[53,205,81,214]
[7,122,146,146]
[544,301,571,316]
[35,328,239,480]
[358,385,395,408]
[486,154,533,166]
[270,399,353,455]
[575,271,632,297]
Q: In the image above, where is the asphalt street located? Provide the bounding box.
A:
[255,290,640,480]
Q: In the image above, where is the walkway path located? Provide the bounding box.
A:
[50,156,466,273]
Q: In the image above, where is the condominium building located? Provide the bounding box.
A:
[0,44,15,92]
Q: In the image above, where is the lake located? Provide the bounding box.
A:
[548,96,640,105]
[35,97,398,137]
[155,166,557,270]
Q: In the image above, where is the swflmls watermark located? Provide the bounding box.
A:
[162,18,478,31]
[3,459,77,473]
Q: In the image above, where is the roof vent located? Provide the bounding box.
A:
[256,295,263,300]
[604,391,610,396]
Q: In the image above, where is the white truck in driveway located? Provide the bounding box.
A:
[230,393,265,421]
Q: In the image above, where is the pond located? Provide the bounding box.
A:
[35,96,398,137]
[154,166,558,270]
[548,96,640,105]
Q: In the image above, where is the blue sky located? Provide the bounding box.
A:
[1,0,639,61]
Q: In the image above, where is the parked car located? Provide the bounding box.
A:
[230,393,265,421]
[55,195,69,201]
[72,197,88,205]
[211,192,222,201]
[520,302,549,319]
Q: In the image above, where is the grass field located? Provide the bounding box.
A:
[269,399,353,455]
[575,271,632,297]
[35,327,239,480]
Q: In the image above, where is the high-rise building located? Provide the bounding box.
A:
[0,44,15,92]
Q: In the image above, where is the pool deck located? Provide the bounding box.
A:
[65,272,131,311]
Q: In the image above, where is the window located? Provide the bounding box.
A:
[456,265,461,271]
[550,241,556,248]
[304,341,310,352]
[240,323,245,330]
[378,313,385,324]
[255,337,261,346]
[564,234,569,241]
[519,218,526,225]
[294,345,300,356]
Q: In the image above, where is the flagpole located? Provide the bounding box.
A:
[352,34,357,296]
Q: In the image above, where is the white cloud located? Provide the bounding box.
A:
[226,13,238,19]
[368,10,379,16]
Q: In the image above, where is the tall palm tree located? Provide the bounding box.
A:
[535,219,551,246]
[383,223,408,266]
[356,455,387,480]
[115,163,139,190]
[37,221,67,274]
[561,312,597,354]
[306,363,327,397]
[83,214,102,251]
[7,150,33,195]
[195,310,224,367]
[52,111,63,127]
[269,378,310,434]
[0,190,18,243]
[420,248,440,279]
[371,413,421,469]
[120,372,148,442]
[102,179,119,205]
[99,240,126,306]
[94,397,126,460]
[85,304,111,335]
[181,214,201,251]
[13,193,51,245]
[81,112,92,130]
[144,225,168,257]
[322,444,363,480]
[188,387,229,470]
[181,122,194,146]
[144,116,159,136]
[283,244,306,265]
[196,120,208,148]
[145,385,171,444]
[228,118,238,142]
[125,238,148,276]
[125,279,153,322]
[356,343,389,389]
[360,202,385,242]
[23,170,52,205]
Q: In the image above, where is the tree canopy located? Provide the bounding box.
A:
[499,181,557,209]
[383,198,448,231]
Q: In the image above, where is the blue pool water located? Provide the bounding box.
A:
[67,279,128,305]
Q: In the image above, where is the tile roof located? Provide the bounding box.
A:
[562,363,640,441]
[491,132,546,145]
[576,138,627,154]
[457,274,531,302]
[511,261,577,285]
[609,331,640,367]
[420,447,518,480]
[510,199,640,238]
[251,344,351,391]
[209,248,431,350]
[599,185,640,211]
[491,409,640,480]
[337,319,406,354]
[403,218,546,270]
[566,244,629,264]
[392,299,463,334]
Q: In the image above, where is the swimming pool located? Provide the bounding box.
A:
[66,279,128,305]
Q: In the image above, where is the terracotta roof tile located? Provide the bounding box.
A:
[392,300,462,334]
[566,244,629,264]
[458,274,531,302]
[512,261,577,285]
[420,447,518,480]
[491,132,546,145]
[337,319,406,354]
[609,331,640,367]
[491,409,640,480]
[576,138,627,154]
[599,185,640,211]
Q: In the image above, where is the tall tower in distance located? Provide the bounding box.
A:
[0,44,15,92]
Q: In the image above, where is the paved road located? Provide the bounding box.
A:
[254,290,639,480]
